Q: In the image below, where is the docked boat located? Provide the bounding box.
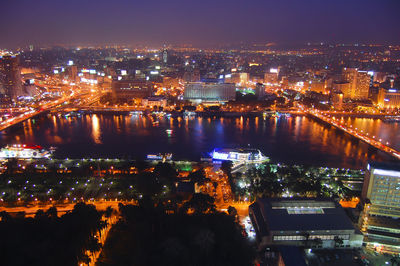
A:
[147,153,173,161]
[209,148,269,163]
[129,111,143,116]
[382,116,400,123]
[0,144,54,159]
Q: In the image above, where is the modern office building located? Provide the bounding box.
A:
[0,55,23,100]
[141,96,167,108]
[308,79,327,94]
[111,80,154,101]
[255,83,266,100]
[342,68,370,100]
[264,71,279,85]
[162,48,168,64]
[331,90,344,110]
[225,72,249,85]
[360,162,400,254]
[376,88,400,109]
[184,82,236,104]
[249,198,363,249]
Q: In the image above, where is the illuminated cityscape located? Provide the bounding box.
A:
[0,0,400,265]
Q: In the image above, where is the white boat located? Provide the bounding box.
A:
[147,153,173,161]
[0,144,53,159]
[382,116,400,123]
[210,148,269,163]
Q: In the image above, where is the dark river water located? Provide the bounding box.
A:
[0,113,398,169]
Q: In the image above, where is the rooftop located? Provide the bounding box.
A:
[250,198,355,233]
[369,161,400,172]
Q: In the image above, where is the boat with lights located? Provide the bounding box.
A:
[0,144,54,159]
[209,148,269,163]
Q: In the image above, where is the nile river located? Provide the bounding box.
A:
[0,114,398,169]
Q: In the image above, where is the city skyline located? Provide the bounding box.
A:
[0,2,400,264]
[1,0,400,48]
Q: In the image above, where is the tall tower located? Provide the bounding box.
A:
[342,68,370,100]
[0,55,23,100]
[162,46,168,64]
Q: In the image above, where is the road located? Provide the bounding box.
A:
[308,110,400,160]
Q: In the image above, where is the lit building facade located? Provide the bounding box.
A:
[112,80,154,101]
[0,55,23,100]
[184,82,236,103]
[377,88,400,109]
[249,198,363,249]
[141,96,167,108]
[225,72,249,85]
[331,90,344,110]
[360,162,400,254]
[342,68,370,100]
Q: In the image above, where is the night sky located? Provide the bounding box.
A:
[1,0,399,47]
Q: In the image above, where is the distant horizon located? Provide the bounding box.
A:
[3,41,400,51]
[1,0,399,48]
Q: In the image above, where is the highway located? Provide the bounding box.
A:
[308,110,400,160]
[0,92,92,131]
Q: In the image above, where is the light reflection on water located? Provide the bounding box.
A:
[0,114,397,169]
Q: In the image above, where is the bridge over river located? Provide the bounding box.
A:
[308,110,400,161]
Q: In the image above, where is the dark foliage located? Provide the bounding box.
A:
[97,198,255,266]
[0,203,102,266]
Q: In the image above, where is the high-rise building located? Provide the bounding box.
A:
[331,90,344,110]
[360,162,400,254]
[342,68,370,100]
[377,88,400,109]
[162,49,168,64]
[111,80,154,102]
[308,78,327,94]
[0,55,23,100]
[225,73,249,85]
[264,68,280,85]
[183,69,200,82]
[184,82,236,104]
[255,83,266,100]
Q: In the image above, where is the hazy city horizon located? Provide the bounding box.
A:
[1,0,400,48]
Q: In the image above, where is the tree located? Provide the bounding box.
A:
[220,161,233,176]
[34,209,46,219]
[390,256,400,266]
[78,252,91,266]
[193,229,215,255]
[86,236,102,263]
[46,206,58,219]
[188,168,208,184]
[104,206,113,221]
[227,206,239,222]
[182,193,216,214]
[0,211,12,222]
[135,172,162,196]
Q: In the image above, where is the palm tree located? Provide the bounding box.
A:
[46,206,58,219]
[390,256,400,266]
[0,211,12,222]
[86,236,102,263]
[97,220,108,242]
[103,206,114,224]
[77,252,91,266]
